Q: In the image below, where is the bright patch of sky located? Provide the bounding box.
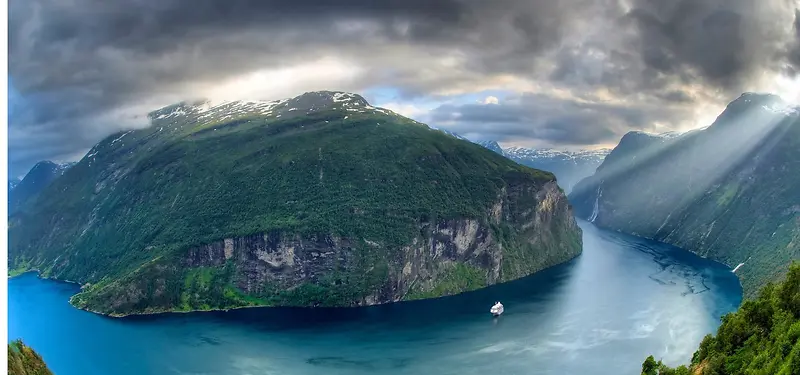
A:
[366,86,512,124]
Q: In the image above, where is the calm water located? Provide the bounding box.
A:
[8,221,742,375]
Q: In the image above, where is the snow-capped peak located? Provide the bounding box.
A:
[503,147,611,161]
[147,91,378,126]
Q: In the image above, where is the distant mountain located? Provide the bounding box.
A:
[9,90,581,316]
[570,92,800,297]
[435,129,610,194]
[502,147,610,193]
[8,161,75,214]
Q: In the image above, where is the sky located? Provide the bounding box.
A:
[8,0,800,177]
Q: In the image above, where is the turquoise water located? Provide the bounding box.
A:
[8,221,742,375]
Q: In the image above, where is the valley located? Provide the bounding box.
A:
[569,93,800,298]
[8,1,800,374]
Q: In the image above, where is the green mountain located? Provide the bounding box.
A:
[570,93,800,297]
[642,262,800,375]
[8,91,581,316]
[8,340,53,375]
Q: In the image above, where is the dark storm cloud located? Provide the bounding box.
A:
[785,9,800,76]
[656,90,695,104]
[10,0,592,95]
[8,0,800,175]
[9,0,602,174]
[622,0,798,93]
[427,93,684,146]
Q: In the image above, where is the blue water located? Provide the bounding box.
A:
[8,221,742,375]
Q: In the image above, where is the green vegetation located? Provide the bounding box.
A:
[8,340,53,375]
[643,262,800,375]
[715,183,739,207]
[10,92,580,315]
[405,263,487,300]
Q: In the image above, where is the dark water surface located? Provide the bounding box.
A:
[8,221,742,375]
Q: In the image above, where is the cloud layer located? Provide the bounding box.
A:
[9,0,800,175]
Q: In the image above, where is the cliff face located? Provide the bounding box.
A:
[71,180,580,315]
[10,91,581,316]
[570,93,800,297]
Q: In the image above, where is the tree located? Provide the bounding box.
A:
[642,355,659,375]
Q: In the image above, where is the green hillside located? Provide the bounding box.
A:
[9,91,581,316]
[8,340,53,375]
[643,262,800,375]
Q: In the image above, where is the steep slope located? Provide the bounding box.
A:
[9,161,75,214]
[643,262,800,375]
[9,91,582,316]
[570,93,800,297]
[8,340,53,375]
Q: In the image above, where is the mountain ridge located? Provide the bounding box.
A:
[570,92,800,297]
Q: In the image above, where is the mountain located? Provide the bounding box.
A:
[8,91,582,316]
[475,140,504,155]
[643,262,800,375]
[8,340,53,375]
[435,130,610,194]
[503,147,610,193]
[8,161,75,214]
[570,92,800,297]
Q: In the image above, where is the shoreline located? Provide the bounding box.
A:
[579,219,746,294]
[9,250,585,319]
[8,270,220,318]
[10,224,743,320]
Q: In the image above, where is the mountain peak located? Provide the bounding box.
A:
[24,160,74,180]
[291,91,370,108]
[710,92,798,130]
[30,160,58,170]
[736,92,785,102]
[147,91,376,124]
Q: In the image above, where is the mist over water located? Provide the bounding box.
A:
[8,221,741,375]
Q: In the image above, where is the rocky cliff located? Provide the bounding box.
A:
[10,91,581,316]
[570,93,800,297]
[71,179,579,316]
